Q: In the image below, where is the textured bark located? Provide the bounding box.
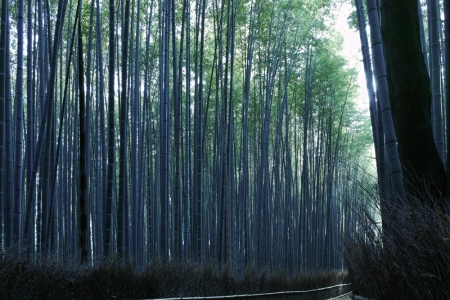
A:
[380,0,447,204]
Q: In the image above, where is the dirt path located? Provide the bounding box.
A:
[326,291,353,300]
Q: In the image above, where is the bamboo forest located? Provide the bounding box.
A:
[1,0,449,296]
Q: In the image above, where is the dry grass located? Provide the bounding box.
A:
[343,190,450,299]
[0,253,349,300]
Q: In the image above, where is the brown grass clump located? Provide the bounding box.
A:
[343,191,450,299]
[0,252,349,300]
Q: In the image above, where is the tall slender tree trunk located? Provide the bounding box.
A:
[78,13,88,263]
[104,0,116,256]
[130,0,142,264]
[428,0,444,162]
[0,0,9,250]
[25,0,35,254]
[193,0,206,262]
[445,0,450,203]
[380,0,446,204]
[159,0,170,260]
[355,0,384,186]
[5,12,13,249]
[24,0,68,252]
[96,0,106,258]
[118,0,131,259]
[366,0,405,199]
[183,0,192,261]
[418,1,429,73]
[13,0,24,252]
[172,0,181,261]
[239,0,256,273]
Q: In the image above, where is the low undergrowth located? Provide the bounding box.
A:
[0,253,349,300]
[343,190,450,299]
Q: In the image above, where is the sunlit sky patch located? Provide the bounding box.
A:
[332,0,369,113]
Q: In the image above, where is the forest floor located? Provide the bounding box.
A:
[0,252,350,300]
[326,291,353,300]
[335,293,353,300]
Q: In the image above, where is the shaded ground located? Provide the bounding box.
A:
[0,253,349,300]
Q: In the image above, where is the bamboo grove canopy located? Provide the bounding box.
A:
[0,0,374,271]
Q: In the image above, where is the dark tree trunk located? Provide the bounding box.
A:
[104,0,116,257]
[445,0,450,204]
[78,15,88,264]
[380,0,447,206]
